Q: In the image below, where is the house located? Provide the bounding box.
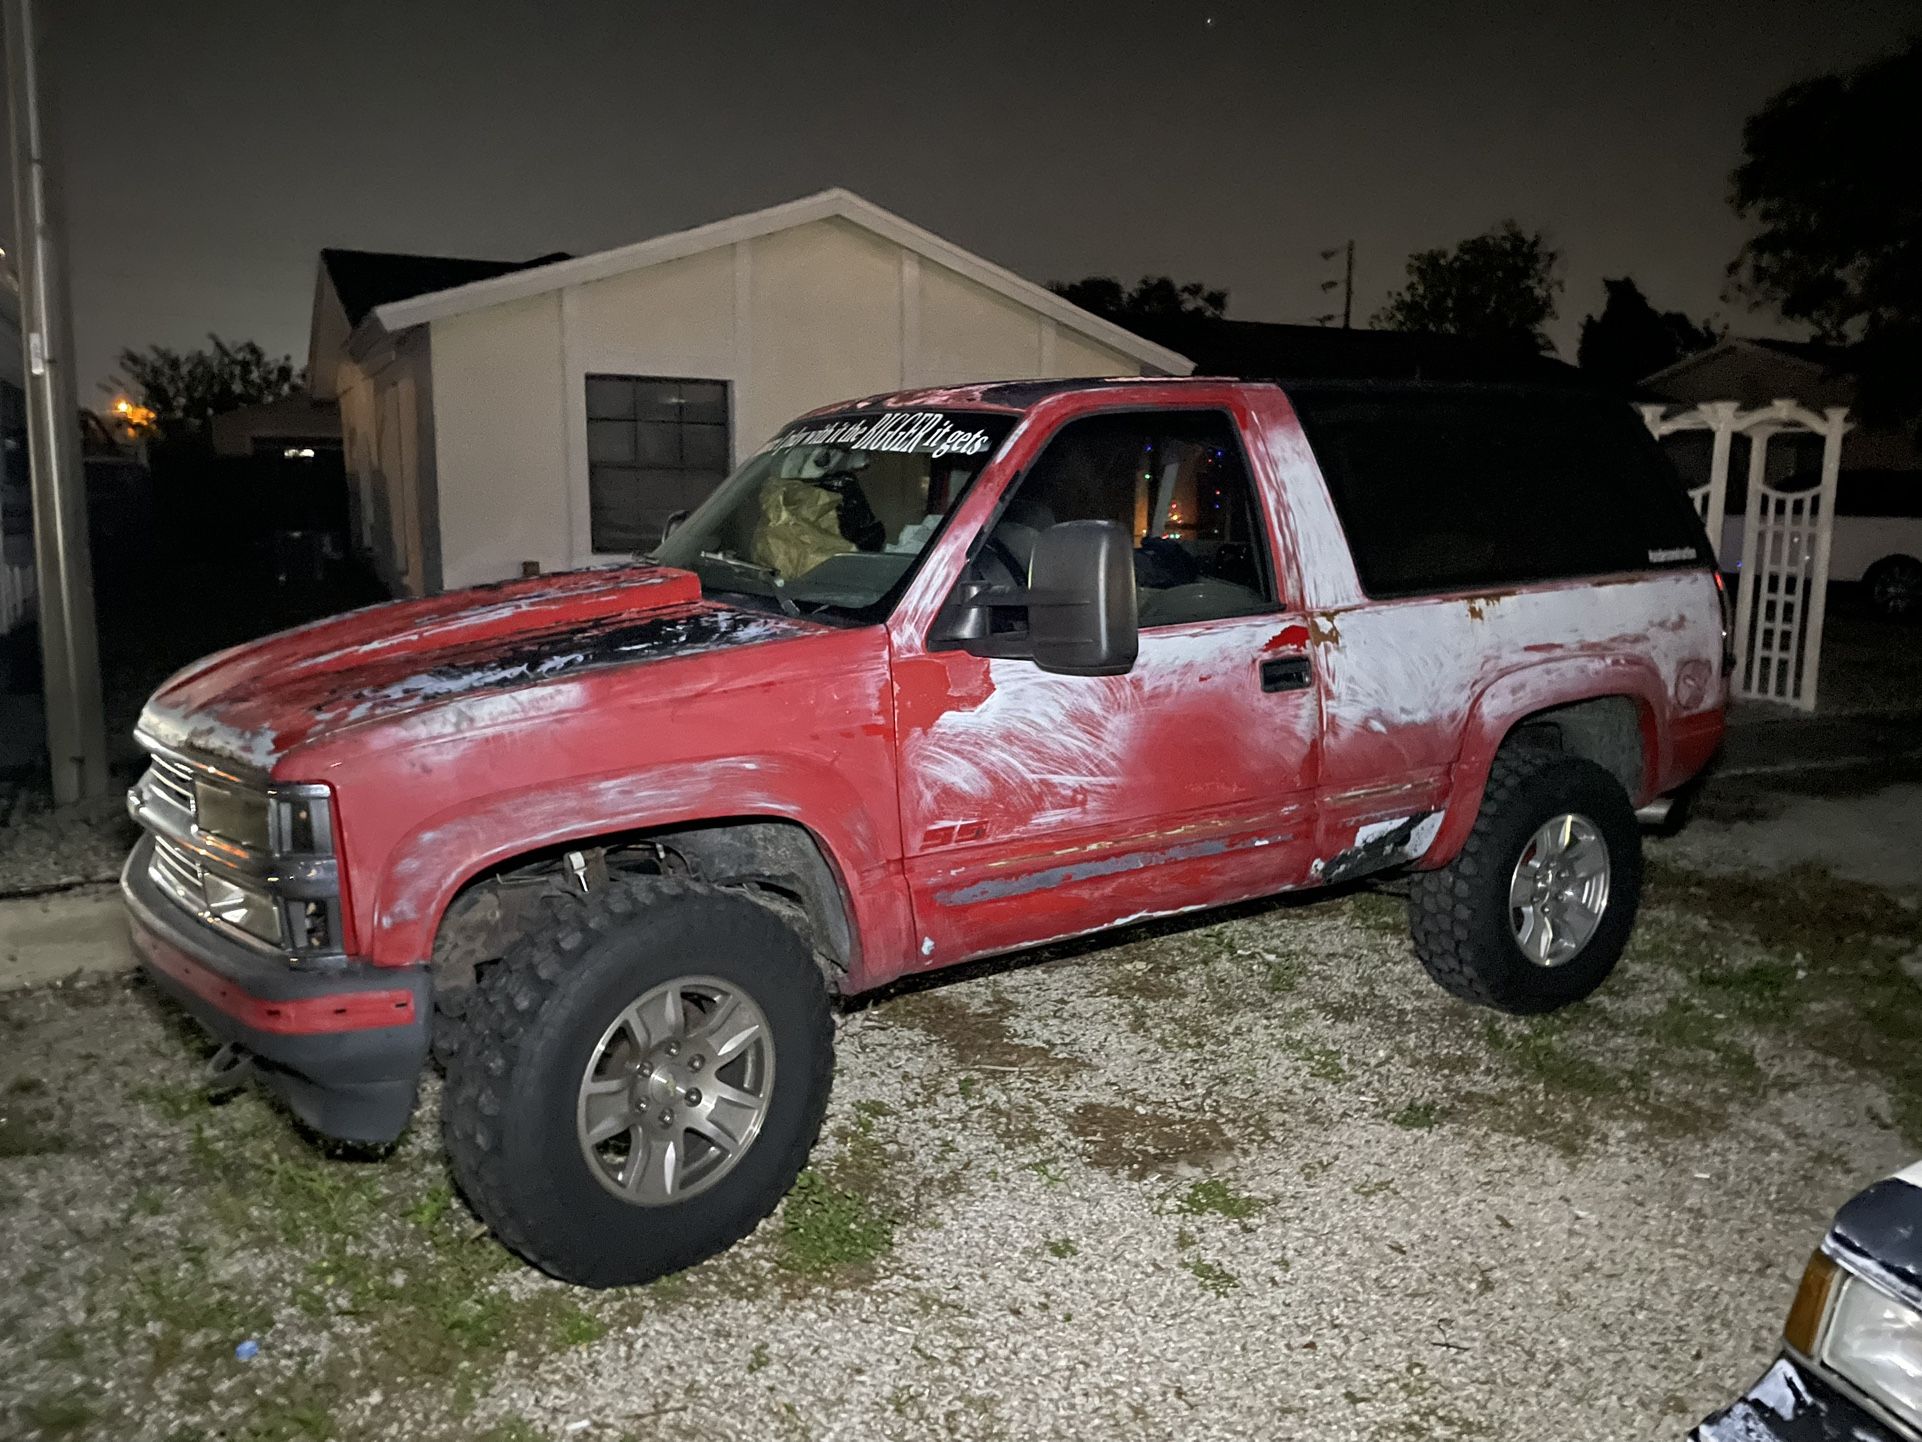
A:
[209,393,343,461]
[307,189,1190,595]
[1642,336,1922,477]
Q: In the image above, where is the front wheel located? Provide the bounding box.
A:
[442,877,834,1287]
[1407,750,1642,1014]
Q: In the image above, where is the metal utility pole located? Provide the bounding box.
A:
[1341,239,1354,329]
[1317,240,1355,329]
[5,0,107,802]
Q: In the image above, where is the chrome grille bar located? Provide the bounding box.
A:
[151,833,204,899]
[146,752,197,817]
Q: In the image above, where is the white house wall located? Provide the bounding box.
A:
[424,216,1148,590]
[430,292,569,590]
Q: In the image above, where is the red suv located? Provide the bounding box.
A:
[124,378,1726,1285]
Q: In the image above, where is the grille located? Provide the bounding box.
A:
[132,735,342,962]
[147,752,197,817]
[150,832,205,906]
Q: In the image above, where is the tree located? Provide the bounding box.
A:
[1050,275,1228,324]
[1728,36,1922,434]
[1373,222,1561,351]
[1577,277,1721,389]
[107,335,304,448]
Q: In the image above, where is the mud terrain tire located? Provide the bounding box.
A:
[1408,749,1642,1014]
[443,876,833,1287]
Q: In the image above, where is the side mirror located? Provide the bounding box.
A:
[659,509,690,544]
[1027,519,1138,675]
[932,519,1138,676]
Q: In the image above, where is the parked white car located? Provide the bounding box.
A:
[1717,469,1922,617]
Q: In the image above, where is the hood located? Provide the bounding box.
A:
[139,565,820,774]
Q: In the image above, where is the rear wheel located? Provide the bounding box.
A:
[1864,555,1922,618]
[442,876,833,1287]
[1408,749,1641,1014]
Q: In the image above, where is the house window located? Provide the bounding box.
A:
[585,375,731,552]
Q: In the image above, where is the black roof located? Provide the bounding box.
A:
[1118,315,1589,387]
[896,374,1607,413]
[320,247,571,327]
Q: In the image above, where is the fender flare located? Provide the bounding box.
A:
[1424,655,1668,869]
[361,756,909,986]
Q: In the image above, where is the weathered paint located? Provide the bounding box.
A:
[1317,812,1444,884]
[131,377,1724,1028]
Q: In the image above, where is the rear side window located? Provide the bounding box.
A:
[1289,389,1714,597]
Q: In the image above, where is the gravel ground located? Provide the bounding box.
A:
[2,784,1920,1442]
[0,784,138,897]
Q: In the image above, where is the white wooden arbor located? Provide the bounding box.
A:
[1639,399,1850,711]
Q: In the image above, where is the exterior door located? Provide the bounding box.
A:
[891,407,1321,968]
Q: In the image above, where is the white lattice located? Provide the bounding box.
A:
[1639,399,1849,711]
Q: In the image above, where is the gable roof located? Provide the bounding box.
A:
[1640,334,1839,390]
[321,246,572,328]
[362,188,1192,376]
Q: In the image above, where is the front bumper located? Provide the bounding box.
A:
[123,836,431,1142]
[1694,1356,1911,1442]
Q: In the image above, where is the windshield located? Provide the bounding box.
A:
[650,408,1016,622]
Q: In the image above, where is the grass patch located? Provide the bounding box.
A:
[1292,1042,1350,1084]
[1646,860,1922,1145]
[130,1081,213,1121]
[1389,1101,1443,1130]
[1176,1177,1266,1221]
[1045,1237,1078,1259]
[1262,956,1306,993]
[1182,1257,1238,1295]
[1480,1015,1628,1099]
[777,1169,894,1274]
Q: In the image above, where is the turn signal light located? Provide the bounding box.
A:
[1784,1250,1839,1355]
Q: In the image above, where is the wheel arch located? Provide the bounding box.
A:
[416,814,861,992]
[362,761,896,983]
[1425,660,1665,869]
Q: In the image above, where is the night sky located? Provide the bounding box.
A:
[10,0,1917,399]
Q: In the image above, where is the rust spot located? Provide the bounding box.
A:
[1464,593,1511,621]
[1308,612,1343,646]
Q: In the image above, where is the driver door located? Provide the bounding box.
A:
[891,406,1323,968]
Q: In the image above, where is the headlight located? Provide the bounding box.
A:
[193,778,271,851]
[1822,1272,1922,1422]
[203,870,284,944]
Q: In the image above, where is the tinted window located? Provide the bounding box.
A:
[1290,389,1713,597]
[986,409,1276,627]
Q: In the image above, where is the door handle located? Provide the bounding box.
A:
[1260,654,1312,692]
